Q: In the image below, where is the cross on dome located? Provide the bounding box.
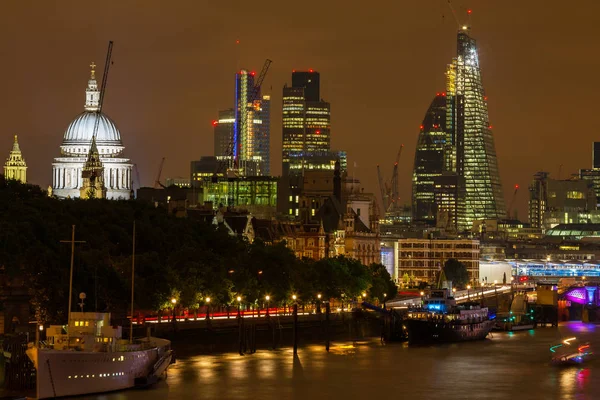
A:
[90,62,96,80]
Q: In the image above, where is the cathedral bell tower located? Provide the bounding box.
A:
[80,136,107,199]
[4,135,27,182]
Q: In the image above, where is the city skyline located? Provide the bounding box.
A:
[2,1,599,219]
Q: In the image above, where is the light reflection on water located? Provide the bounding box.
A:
[75,322,599,400]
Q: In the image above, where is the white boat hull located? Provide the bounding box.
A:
[28,338,171,399]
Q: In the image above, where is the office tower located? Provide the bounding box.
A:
[450,27,505,227]
[529,171,596,231]
[580,142,600,207]
[234,70,270,176]
[213,108,235,157]
[412,94,449,225]
[282,70,333,175]
[411,27,505,230]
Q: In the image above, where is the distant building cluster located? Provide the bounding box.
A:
[9,24,600,287]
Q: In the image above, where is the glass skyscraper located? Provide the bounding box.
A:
[282,71,333,175]
[412,27,505,230]
[232,70,270,176]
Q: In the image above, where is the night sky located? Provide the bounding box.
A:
[2,1,599,219]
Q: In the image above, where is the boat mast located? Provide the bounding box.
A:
[60,225,85,345]
[130,221,135,343]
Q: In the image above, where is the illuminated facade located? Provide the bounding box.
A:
[202,176,277,211]
[213,108,234,157]
[282,71,333,175]
[4,135,27,182]
[579,142,600,208]
[412,94,449,225]
[528,171,596,231]
[411,28,505,230]
[450,28,505,227]
[52,63,132,199]
[397,239,480,285]
[234,70,270,176]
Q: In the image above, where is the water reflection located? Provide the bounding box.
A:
[76,325,599,400]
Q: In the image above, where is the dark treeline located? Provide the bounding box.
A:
[0,178,397,324]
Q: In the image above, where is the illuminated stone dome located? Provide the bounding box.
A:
[52,62,132,200]
[63,111,121,143]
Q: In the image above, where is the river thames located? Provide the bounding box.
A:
[76,322,598,400]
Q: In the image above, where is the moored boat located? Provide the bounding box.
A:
[27,311,173,399]
[405,289,494,344]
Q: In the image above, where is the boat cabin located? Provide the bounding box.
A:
[45,312,123,352]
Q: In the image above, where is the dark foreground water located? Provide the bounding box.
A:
[77,322,599,400]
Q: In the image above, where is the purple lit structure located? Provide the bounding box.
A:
[564,286,599,305]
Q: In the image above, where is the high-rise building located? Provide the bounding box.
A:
[411,27,505,230]
[232,70,270,176]
[213,108,234,157]
[412,94,449,225]
[282,71,333,175]
[529,171,597,231]
[580,142,600,208]
[4,135,27,183]
[450,28,505,227]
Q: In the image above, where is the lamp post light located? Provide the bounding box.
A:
[265,295,270,317]
[420,291,425,307]
[170,298,177,329]
[317,294,322,314]
[205,297,211,320]
[341,293,345,312]
[237,296,242,318]
[383,293,387,309]
[467,285,471,301]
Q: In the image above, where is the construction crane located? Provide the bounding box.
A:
[218,58,272,177]
[376,165,388,212]
[91,41,114,141]
[154,157,166,189]
[388,144,404,212]
[507,184,519,220]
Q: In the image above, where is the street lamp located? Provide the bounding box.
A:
[341,293,345,312]
[383,293,387,309]
[237,296,242,318]
[467,285,471,301]
[171,298,177,324]
[205,297,211,320]
[265,295,270,317]
[317,294,322,314]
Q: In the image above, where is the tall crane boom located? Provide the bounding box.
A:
[155,157,166,189]
[507,184,519,219]
[91,41,114,140]
[377,165,388,212]
[389,144,404,211]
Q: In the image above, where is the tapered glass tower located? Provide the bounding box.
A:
[412,27,505,230]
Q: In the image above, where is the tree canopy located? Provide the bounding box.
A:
[443,258,469,288]
[0,178,397,323]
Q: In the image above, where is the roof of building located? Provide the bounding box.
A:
[546,224,600,239]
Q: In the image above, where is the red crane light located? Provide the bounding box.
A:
[467,9,472,15]
[212,120,218,126]
[235,39,240,44]
[515,184,519,190]
[420,125,424,130]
